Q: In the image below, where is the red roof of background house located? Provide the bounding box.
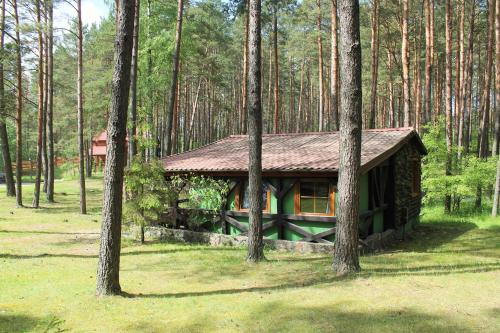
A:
[91,131,129,156]
[161,128,426,175]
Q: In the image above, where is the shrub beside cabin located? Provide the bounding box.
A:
[161,128,427,243]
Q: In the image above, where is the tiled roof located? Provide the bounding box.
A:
[161,128,426,175]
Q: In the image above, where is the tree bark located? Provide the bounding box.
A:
[332,0,362,275]
[96,0,136,296]
[492,0,500,215]
[165,0,183,156]
[424,0,433,125]
[77,0,87,214]
[13,0,22,207]
[246,0,264,262]
[272,2,279,134]
[401,0,411,127]
[128,0,140,165]
[46,0,55,202]
[317,0,324,131]
[368,0,379,129]
[241,1,249,134]
[33,0,44,208]
[0,0,15,196]
[479,0,495,159]
[444,0,453,213]
[330,0,339,130]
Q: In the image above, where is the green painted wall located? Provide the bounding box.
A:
[220,175,376,242]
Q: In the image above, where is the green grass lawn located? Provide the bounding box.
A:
[1,179,499,332]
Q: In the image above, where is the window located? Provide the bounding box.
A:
[295,181,335,216]
[236,180,270,212]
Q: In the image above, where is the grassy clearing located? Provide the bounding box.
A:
[0,179,499,333]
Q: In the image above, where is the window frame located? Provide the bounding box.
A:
[234,180,271,213]
[294,179,336,217]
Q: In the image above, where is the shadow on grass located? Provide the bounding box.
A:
[0,314,39,333]
[237,302,474,333]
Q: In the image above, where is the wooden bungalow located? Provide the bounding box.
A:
[161,128,427,243]
[90,131,128,170]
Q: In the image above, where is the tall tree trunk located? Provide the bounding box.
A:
[128,0,140,165]
[424,0,433,125]
[479,0,495,159]
[96,0,136,296]
[491,0,500,215]
[46,0,55,202]
[13,0,22,207]
[402,0,411,127]
[241,1,249,134]
[387,49,395,127]
[331,0,339,130]
[368,0,379,129]
[0,0,15,196]
[272,2,279,134]
[297,58,305,133]
[33,0,44,208]
[333,0,362,275]
[317,0,324,131]
[247,0,264,262]
[42,8,48,194]
[77,0,87,214]
[165,0,183,156]
[444,0,453,213]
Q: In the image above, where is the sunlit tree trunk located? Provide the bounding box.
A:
[0,0,15,197]
[128,0,140,165]
[272,1,279,134]
[424,0,433,125]
[368,0,379,129]
[46,0,55,202]
[247,0,264,262]
[333,0,362,276]
[165,0,183,156]
[330,0,339,130]
[33,0,44,208]
[317,0,324,131]
[402,0,411,127]
[76,0,87,214]
[96,0,136,296]
[13,0,23,207]
[444,0,452,213]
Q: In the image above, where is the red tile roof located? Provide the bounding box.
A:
[161,128,426,175]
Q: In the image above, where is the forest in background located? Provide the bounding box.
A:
[0,0,499,213]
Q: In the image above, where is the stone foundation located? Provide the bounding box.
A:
[139,226,406,255]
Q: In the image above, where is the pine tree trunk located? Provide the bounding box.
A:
[96,0,136,296]
[368,0,379,129]
[402,0,411,127]
[165,0,183,156]
[387,49,395,128]
[272,3,279,134]
[492,0,500,215]
[479,0,495,159]
[128,0,140,165]
[241,1,249,134]
[330,0,339,130]
[424,0,433,125]
[46,0,55,202]
[444,0,453,213]
[77,0,87,214]
[32,0,44,208]
[0,0,15,197]
[247,0,264,262]
[42,9,48,195]
[317,0,324,132]
[332,0,362,276]
[13,0,22,207]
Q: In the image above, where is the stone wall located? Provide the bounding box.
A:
[139,226,400,255]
